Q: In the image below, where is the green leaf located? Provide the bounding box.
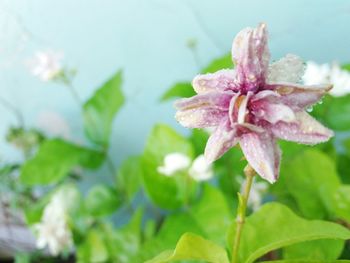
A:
[83,70,124,147]
[132,185,230,262]
[189,129,209,156]
[261,261,350,263]
[312,94,350,131]
[280,149,340,219]
[85,184,121,217]
[332,185,350,223]
[201,53,232,73]
[283,239,344,260]
[145,233,230,263]
[190,184,232,245]
[131,213,205,262]
[342,63,350,72]
[116,156,142,202]
[103,209,143,263]
[227,203,350,263]
[215,146,245,211]
[160,82,195,102]
[77,229,109,263]
[141,124,194,209]
[14,253,30,263]
[20,139,104,185]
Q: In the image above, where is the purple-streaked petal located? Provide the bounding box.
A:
[251,90,280,102]
[251,100,295,124]
[174,92,232,111]
[174,92,232,128]
[267,54,304,83]
[204,118,238,163]
[270,111,334,144]
[192,69,239,94]
[239,132,280,183]
[232,23,270,91]
[266,82,332,110]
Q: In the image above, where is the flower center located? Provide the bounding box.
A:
[229,92,253,126]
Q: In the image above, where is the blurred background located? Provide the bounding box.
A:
[1,0,350,166]
[1,1,350,262]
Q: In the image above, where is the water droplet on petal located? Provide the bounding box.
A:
[306,106,313,112]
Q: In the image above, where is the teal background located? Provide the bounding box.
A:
[1,0,350,166]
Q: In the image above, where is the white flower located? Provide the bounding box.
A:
[303,61,350,97]
[157,153,214,181]
[302,61,331,86]
[239,177,268,211]
[157,152,191,176]
[329,65,350,97]
[27,50,63,81]
[36,110,71,139]
[35,188,73,256]
[188,154,213,181]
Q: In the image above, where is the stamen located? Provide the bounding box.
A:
[237,92,252,124]
[229,93,240,126]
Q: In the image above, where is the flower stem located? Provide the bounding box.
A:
[231,164,256,263]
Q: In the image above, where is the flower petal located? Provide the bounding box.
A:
[239,132,280,183]
[232,23,270,91]
[251,100,296,124]
[175,92,232,128]
[270,111,334,144]
[267,54,304,83]
[204,118,238,163]
[266,82,332,110]
[192,69,239,94]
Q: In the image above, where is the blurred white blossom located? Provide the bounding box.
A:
[188,154,213,181]
[35,188,75,256]
[36,110,71,139]
[157,153,213,181]
[303,61,350,97]
[27,50,63,81]
[157,152,191,176]
[239,177,268,211]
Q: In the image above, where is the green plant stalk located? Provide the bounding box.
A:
[231,164,256,263]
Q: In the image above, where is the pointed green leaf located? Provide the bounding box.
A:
[160,82,195,102]
[145,233,229,263]
[20,139,104,185]
[201,53,232,73]
[227,203,350,263]
[83,70,124,147]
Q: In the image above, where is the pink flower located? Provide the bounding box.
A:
[175,23,333,183]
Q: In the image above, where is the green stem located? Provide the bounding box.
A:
[231,164,256,263]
